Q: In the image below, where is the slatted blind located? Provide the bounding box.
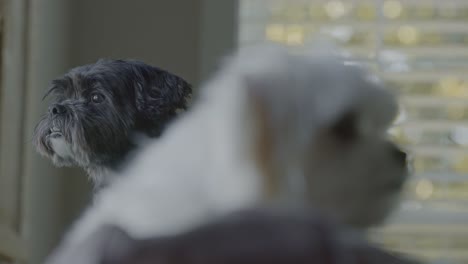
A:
[239,1,468,263]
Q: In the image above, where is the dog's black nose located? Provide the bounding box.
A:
[50,104,67,115]
[390,144,407,165]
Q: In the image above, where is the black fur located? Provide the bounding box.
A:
[33,59,192,187]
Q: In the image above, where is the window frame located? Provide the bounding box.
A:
[0,0,28,261]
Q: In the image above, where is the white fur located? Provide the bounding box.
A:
[45,45,406,264]
[49,137,74,161]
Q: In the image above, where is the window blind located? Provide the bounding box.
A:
[239,1,468,263]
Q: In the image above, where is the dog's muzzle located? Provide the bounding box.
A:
[46,103,71,138]
[49,126,63,138]
[50,103,68,115]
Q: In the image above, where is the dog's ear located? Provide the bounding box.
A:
[126,61,193,136]
[244,76,283,197]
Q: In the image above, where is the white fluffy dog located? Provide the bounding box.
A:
[45,45,408,263]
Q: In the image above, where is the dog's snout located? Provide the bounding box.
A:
[50,104,67,115]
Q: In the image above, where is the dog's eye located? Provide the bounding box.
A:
[90,93,104,103]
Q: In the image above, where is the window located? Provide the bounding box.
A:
[239,1,468,263]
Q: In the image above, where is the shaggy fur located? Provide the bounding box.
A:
[45,45,408,264]
[33,59,192,188]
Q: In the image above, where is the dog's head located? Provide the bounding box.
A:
[33,59,191,176]
[207,46,409,228]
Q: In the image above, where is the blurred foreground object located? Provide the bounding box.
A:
[100,209,421,264]
[239,1,468,261]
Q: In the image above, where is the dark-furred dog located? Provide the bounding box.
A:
[33,59,192,189]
